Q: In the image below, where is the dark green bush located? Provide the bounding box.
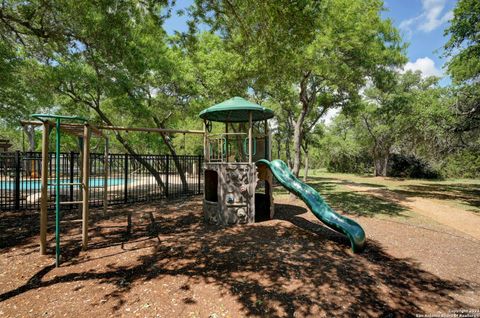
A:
[387,153,441,179]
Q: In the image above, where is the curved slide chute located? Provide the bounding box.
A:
[257,159,366,253]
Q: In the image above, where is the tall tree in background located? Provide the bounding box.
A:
[444,0,480,149]
[190,0,406,177]
[361,71,441,176]
[317,71,453,177]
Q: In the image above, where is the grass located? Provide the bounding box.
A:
[273,168,480,217]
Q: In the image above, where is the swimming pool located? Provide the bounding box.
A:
[0,178,126,190]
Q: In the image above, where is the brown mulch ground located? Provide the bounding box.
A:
[1,196,479,317]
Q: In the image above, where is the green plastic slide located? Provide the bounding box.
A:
[257,159,366,253]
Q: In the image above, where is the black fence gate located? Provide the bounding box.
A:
[0,151,203,211]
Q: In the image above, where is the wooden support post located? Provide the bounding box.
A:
[248,111,253,163]
[203,121,209,163]
[225,123,228,162]
[40,121,49,255]
[264,119,270,160]
[103,138,109,215]
[82,124,90,251]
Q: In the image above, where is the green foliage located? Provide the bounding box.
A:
[315,73,462,178]
[444,0,480,84]
[443,0,480,150]
[0,0,478,180]
[190,0,406,176]
[313,117,372,174]
[441,150,480,179]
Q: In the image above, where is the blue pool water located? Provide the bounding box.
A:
[0,178,125,190]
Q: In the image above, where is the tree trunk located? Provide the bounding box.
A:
[152,117,188,193]
[292,104,308,177]
[23,125,37,177]
[285,140,292,167]
[373,151,389,176]
[303,151,309,182]
[23,125,36,151]
[275,133,281,159]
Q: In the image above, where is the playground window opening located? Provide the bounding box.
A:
[204,170,218,202]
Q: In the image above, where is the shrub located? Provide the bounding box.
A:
[441,150,480,179]
[387,153,441,179]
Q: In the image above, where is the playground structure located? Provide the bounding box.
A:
[200,97,275,225]
[25,97,366,267]
[199,97,365,252]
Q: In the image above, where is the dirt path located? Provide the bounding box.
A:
[344,184,480,240]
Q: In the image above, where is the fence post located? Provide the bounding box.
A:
[198,155,202,194]
[69,151,75,205]
[14,151,21,210]
[165,155,169,198]
[124,153,129,204]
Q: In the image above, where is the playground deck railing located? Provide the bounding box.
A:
[0,151,203,211]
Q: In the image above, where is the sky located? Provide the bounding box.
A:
[163,0,458,122]
[383,0,457,85]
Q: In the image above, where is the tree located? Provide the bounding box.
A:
[190,0,406,177]
[315,116,373,174]
[0,37,54,151]
[444,0,480,144]
[360,71,444,176]
[0,0,200,190]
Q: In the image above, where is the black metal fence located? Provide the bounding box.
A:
[0,151,203,211]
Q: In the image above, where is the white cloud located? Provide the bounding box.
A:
[419,0,453,32]
[399,0,453,35]
[403,57,442,78]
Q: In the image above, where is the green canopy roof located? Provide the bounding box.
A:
[199,97,274,122]
[31,114,88,122]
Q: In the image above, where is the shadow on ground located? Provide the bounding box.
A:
[0,203,150,251]
[321,191,407,217]
[274,175,407,218]
[393,183,480,213]
[0,199,472,317]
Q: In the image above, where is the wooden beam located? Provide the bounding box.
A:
[82,125,90,251]
[40,121,49,255]
[98,125,204,135]
[20,120,205,135]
